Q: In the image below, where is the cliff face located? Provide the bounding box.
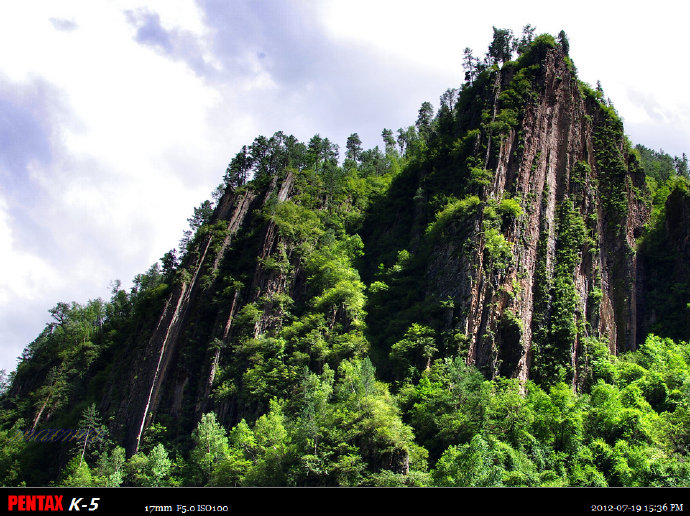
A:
[362,42,650,387]
[109,40,652,453]
[114,173,301,454]
[449,46,650,384]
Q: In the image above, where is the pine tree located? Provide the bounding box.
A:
[487,27,514,65]
[558,30,570,55]
[345,133,363,162]
[415,102,434,140]
[381,128,396,156]
[463,47,478,83]
[148,443,172,486]
[76,403,107,467]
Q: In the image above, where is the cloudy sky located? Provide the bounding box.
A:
[1,0,688,373]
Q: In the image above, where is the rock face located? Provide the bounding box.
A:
[362,42,650,387]
[117,175,296,454]
[112,41,652,453]
[429,47,648,384]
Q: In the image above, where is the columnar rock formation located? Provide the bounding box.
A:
[112,42,651,454]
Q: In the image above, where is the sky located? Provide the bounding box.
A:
[1,0,689,374]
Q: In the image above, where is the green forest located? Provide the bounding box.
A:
[2,27,690,487]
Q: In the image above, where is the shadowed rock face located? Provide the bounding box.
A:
[637,186,690,345]
[117,174,295,455]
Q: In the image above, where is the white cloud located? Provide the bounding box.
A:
[0,195,64,306]
[0,1,242,371]
[0,192,66,371]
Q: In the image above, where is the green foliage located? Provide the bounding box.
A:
[96,446,126,487]
[75,403,108,468]
[487,27,515,65]
[638,180,690,340]
[189,412,229,485]
[5,28,690,490]
[389,323,437,380]
[399,340,690,487]
[636,145,686,184]
[397,357,487,459]
[58,456,95,487]
[532,198,586,386]
[271,201,324,252]
[433,434,503,486]
[124,444,172,487]
[579,337,615,390]
[483,227,512,270]
[527,382,583,455]
[243,399,291,486]
[499,196,523,219]
[470,167,493,190]
[586,86,636,236]
[208,359,425,486]
[425,195,481,239]
[0,422,27,486]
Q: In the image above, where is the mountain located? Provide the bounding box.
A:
[3,29,690,487]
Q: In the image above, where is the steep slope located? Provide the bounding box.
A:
[362,36,649,387]
[115,183,264,455]
[111,152,382,454]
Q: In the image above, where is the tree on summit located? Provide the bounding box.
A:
[225,145,251,189]
[463,47,480,84]
[416,102,434,141]
[516,24,536,55]
[487,27,514,65]
[558,30,570,55]
[346,133,363,163]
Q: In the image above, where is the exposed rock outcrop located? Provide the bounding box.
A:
[428,47,649,384]
[117,175,294,454]
[113,43,652,453]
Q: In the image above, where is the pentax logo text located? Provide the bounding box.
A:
[7,495,100,512]
[7,495,63,511]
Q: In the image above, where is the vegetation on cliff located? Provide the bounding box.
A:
[2,27,690,487]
